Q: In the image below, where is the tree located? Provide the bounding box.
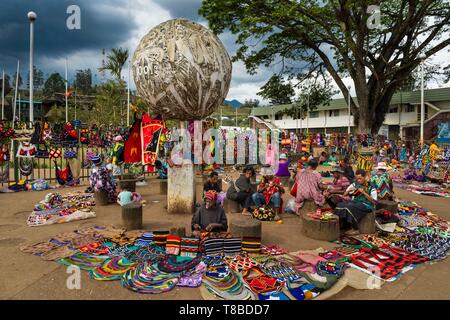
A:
[12,72,22,89]
[0,73,12,96]
[27,66,44,90]
[45,104,65,122]
[43,73,65,98]
[73,69,93,95]
[241,98,260,108]
[200,0,450,134]
[257,75,295,105]
[98,47,129,81]
[93,80,126,125]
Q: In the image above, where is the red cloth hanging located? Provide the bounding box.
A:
[124,118,142,163]
[141,114,164,165]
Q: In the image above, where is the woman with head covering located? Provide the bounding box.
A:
[89,155,117,202]
[191,190,228,238]
[252,166,285,216]
[323,166,351,208]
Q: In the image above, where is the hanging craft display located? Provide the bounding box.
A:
[141,114,164,166]
[124,118,142,164]
[19,157,33,176]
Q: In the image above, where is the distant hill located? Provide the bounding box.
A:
[223,99,242,108]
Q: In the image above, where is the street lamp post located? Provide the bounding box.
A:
[65,58,68,122]
[348,85,351,134]
[419,53,426,145]
[28,11,36,125]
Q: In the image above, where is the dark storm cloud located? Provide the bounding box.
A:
[0,0,134,75]
[153,0,203,22]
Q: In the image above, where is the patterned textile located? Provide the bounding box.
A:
[204,238,225,256]
[165,235,181,255]
[295,168,325,211]
[180,237,200,257]
[157,255,201,273]
[223,238,242,256]
[89,166,117,202]
[328,176,351,194]
[124,118,142,164]
[153,230,169,247]
[242,237,261,253]
[370,173,393,200]
[135,232,154,247]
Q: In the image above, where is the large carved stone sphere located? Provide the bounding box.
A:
[132,19,232,120]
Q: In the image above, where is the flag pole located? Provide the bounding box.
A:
[1,70,5,120]
[65,58,68,122]
[13,60,19,128]
[127,59,130,127]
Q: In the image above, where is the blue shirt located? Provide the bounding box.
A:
[118,191,133,206]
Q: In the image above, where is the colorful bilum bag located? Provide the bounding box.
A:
[35,144,50,159]
[242,267,284,294]
[252,205,276,221]
[64,148,77,159]
[49,147,62,159]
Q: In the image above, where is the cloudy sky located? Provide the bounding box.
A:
[0,0,279,104]
[0,0,449,104]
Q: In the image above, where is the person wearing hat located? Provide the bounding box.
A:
[111,135,124,177]
[370,162,394,201]
[192,190,228,238]
[323,166,351,208]
[252,167,285,218]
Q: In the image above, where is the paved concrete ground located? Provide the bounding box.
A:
[0,172,449,300]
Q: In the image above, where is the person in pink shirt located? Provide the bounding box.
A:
[294,159,325,215]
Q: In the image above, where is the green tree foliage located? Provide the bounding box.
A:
[73,69,93,95]
[27,66,44,90]
[45,104,65,122]
[93,80,126,126]
[0,73,11,96]
[200,0,450,134]
[241,98,260,108]
[43,73,65,98]
[257,75,295,105]
[98,48,129,81]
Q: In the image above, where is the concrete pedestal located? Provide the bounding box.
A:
[168,162,196,214]
[121,203,143,230]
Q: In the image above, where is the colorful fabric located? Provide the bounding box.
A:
[370,172,393,200]
[328,176,351,194]
[223,238,242,256]
[124,118,142,164]
[165,235,181,255]
[141,114,164,165]
[90,257,138,281]
[157,255,201,273]
[295,168,325,211]
[242,237,261,253]
[204,238,225,256]
[153,230,169,247]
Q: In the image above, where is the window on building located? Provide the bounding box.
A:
[405,104,415,113]
[328,110,340,117]
[309,111,319,118]
[275,114,282,120]
[388,106,398,113]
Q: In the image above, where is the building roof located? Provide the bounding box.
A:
[251,87,450,116]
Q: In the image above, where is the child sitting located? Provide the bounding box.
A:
[117,187,142,206]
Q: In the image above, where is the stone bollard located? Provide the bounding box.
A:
[121,202,143,230]
[358,211,376,234]
[229,216,262,238]
[94,190,110,206]
[223,198,241,213]
[118,179,137,192]
[160,179,168,195]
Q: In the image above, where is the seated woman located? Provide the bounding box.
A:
[329,152,338,162]
[294,159,325,214]
[192,190,228,238]
[204,171,226,206]
[226,165,256,215]
[89,156,117,202]
[370,162,394,201]
[275,153,291,178]
[323,166,351,208]
[334,169,377,235]
[252,167,285,217]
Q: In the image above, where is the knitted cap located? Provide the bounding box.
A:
[205,190,218,202]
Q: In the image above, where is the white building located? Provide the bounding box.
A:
[249,87,450,142]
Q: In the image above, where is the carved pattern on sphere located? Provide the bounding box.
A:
[132,19,232,120]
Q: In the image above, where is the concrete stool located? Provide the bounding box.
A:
[121,202,143,230]
[160,179,168,195]
[301,212,340,241]
[358,211,376,234]
[94,190,110,206]
[223,198,241,213]
[377,200,398,213]
[298,199,318,216]
[118,178,137,192]
[229,217,261,238]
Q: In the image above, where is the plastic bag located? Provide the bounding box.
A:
[285,198,296,214]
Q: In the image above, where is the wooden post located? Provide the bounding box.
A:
[94,190,110,206]
[121,202,143,230]
[229,217,261,238]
